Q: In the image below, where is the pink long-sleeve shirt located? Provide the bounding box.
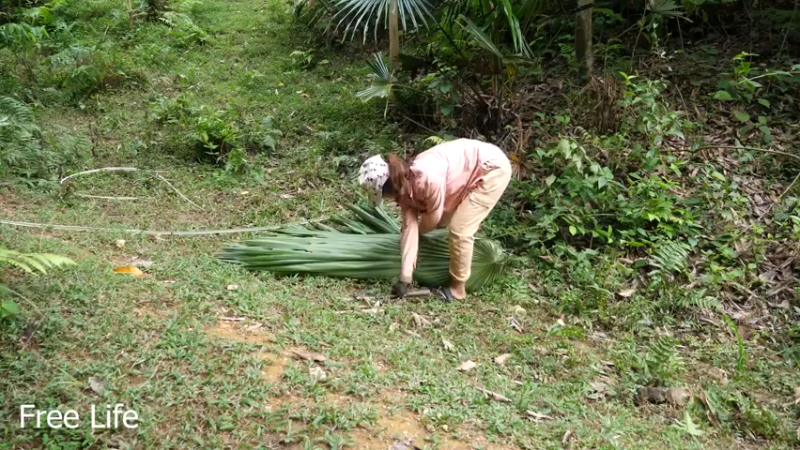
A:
[399,139,508,283]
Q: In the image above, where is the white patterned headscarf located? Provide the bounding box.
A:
[357,155,390,206]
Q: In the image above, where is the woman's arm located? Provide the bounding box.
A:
[418,178,444,234]
[399,205,419,284]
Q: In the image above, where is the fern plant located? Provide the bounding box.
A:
[0,96,88,183]
[0,247,75,320]
[648,239,691,286]
[644,336,685,382]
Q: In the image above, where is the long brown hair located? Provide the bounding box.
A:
[387,154,417,208]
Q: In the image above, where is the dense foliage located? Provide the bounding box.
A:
[1,0,799,446]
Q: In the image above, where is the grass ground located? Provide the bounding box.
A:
[1,0,799,449]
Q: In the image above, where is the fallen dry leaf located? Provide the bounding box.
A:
[698,390,721,428]
[636,386,666,405]
[389,439,416,450]
[113,266,144,277]
[361,307,380,314]
[389,322,399,332]
[666,387,693,407]
[226,284,239,291]
[220,316,246,322]
[494,353,512,365]
[128,256,154,268]
[288,349,327,363]
[458,360,477,372]
[794,387,800,405]
[707,367,728,383]
[509,317,524,333]
[618,287,636,298]
[441,338,455,351]
[562,429,574,444]
[480,387,510,403]
[309,366,327,382]
[412,312,431,328]
[526,410,553,421]
[404,329,421,338]
[587,380,612,400]
[89,377,107,395]
[114,239,126,249]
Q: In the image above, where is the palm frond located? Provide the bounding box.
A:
[219,204,507,292]
[0,248,75,274]
[333,0,434,43]
[458,15,504,60]
[356,53,393,101]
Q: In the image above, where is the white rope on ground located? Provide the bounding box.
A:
[0,218,328,237]
[59,167,204,210]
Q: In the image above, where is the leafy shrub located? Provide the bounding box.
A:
[187,106,241,165]
[147,97,281,171]
[159,11,208,47]
[620,73,691,146]
[242,116,282,154]
[148,92,198,124]
[144,0,169,20]
[0,97,88,183]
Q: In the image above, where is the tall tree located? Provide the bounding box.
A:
[389,0,400,68]
[575,0,594,79]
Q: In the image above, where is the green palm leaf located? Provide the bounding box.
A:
[333,0,435,43]
[219,205,507,293]
[356,53,394,101]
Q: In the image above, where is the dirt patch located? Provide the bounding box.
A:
[135,299,175,319]
[261,353,290,385]
[206,320,273,344]
[348,405,512,450]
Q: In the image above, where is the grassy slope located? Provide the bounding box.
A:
[1,0,798,449]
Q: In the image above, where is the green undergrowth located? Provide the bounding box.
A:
[1,0,799,449]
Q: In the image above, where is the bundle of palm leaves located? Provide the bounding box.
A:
[218,205,507,292]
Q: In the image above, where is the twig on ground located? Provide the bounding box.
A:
[0,216,330,237]
[60,167,204,210]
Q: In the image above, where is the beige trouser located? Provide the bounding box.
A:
[448,156,512,284]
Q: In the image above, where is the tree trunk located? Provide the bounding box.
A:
[389,0,400,71]
[575,0,594,81]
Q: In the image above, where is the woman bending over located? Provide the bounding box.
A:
[357,138,512,301]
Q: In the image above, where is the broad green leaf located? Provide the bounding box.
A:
[1,299,20,317]
[458,15,504,60]
[545,175,556,186]
[712,90,734,101]
[569,225,577,235]
[733,111,750,123]
[557,139,571,158]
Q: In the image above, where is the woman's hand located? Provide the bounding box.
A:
[391,281,409,298]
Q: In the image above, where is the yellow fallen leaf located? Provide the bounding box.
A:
[458,360,477,372]
[113,266,144,276]
[278,82,284,87]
